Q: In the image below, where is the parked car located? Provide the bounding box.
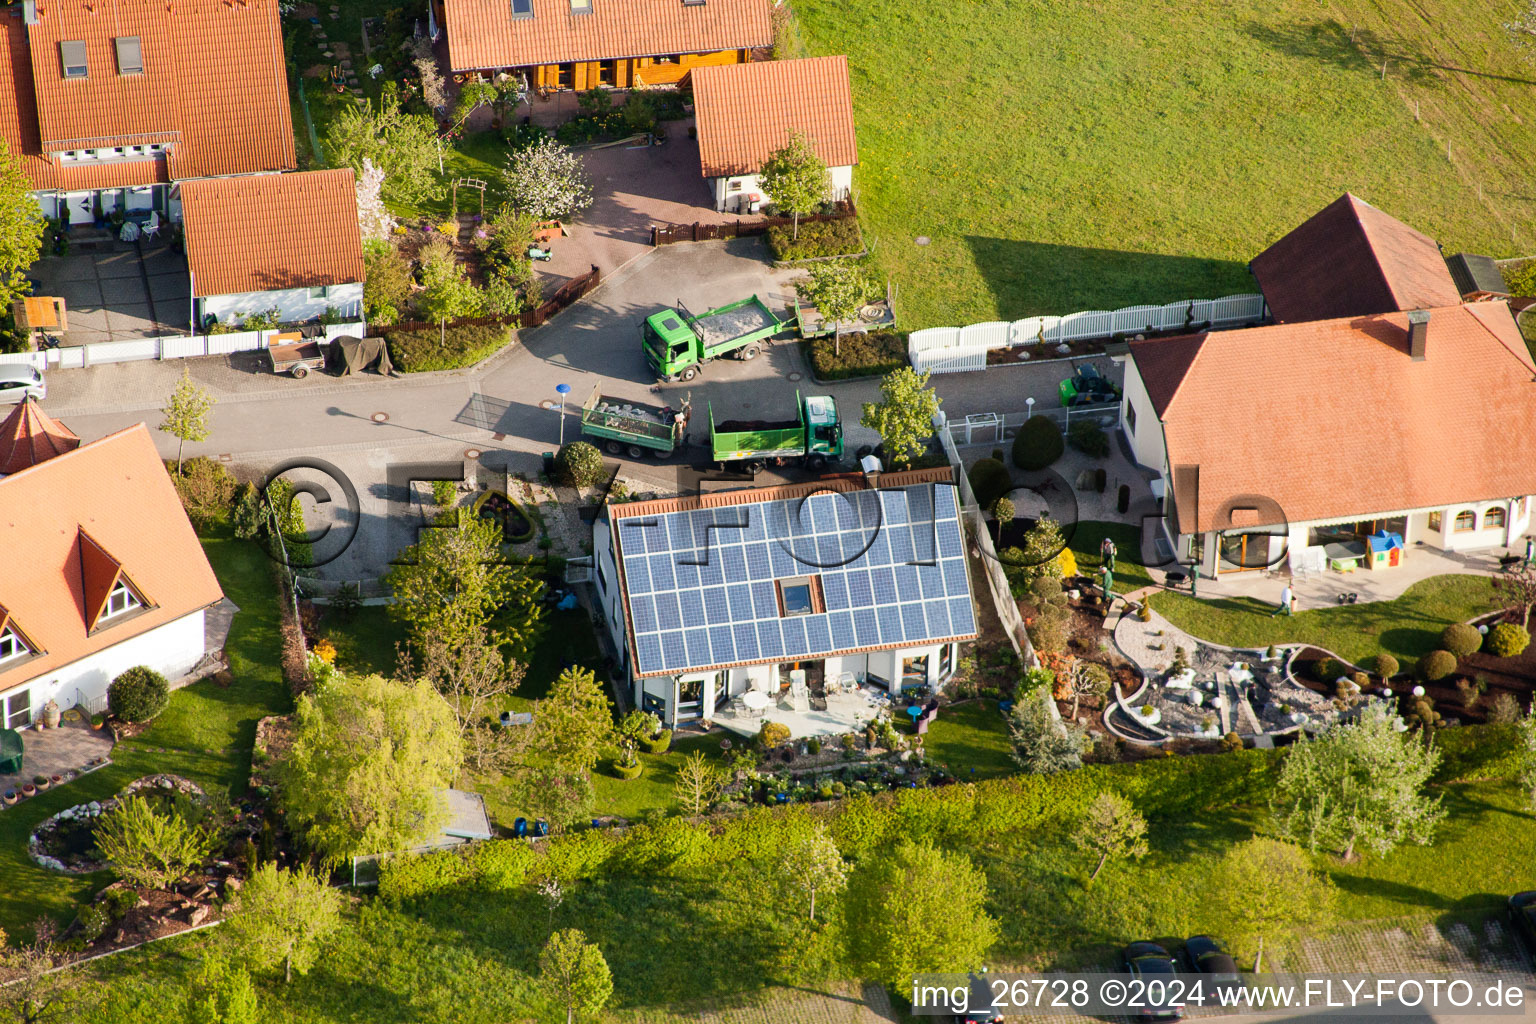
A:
[0,365,45,404]
[952,972,1004,1024]
[1183,935,1241,996]
[1508,892,1536,966]
[1120,942,1184,1022]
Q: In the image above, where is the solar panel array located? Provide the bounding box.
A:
[619,484,975,675]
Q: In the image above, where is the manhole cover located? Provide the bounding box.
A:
[538,399,555,410]
[787,372,803,382]
[464,448,483,459]
[915,235,931,246]
[370,412,389,423]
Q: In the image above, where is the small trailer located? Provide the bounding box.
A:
[793,279,898,340]
[709,391,843,473]
[579,387,691,458]
[265,333,327,379]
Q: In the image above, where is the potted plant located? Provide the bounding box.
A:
[42,699,61,729]
[2,790,15,805]
[1264,644,1278,662]
[21,783,35,797]
[50,774,62,787]
[33,774,49,791]
[90,714,105,731]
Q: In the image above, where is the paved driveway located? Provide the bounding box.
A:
[29,238,190,344]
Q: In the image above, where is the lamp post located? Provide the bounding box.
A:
[555,383,571,446]
[1025,396,1035,420]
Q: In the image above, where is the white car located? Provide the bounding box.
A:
[0,365,45,404]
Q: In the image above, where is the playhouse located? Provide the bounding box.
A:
[1366,531,1404,569]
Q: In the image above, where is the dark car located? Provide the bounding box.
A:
[952,972,1004,1024]
[1509,892,1536,966]
[1183,935,1242,996]
[1121,942,1184,1022]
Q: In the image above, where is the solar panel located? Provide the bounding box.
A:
[938,521,963,558]
[845,569,872,608]
[727,583,754,620]
[816,534,842,567]
[822,573,849,611]
[704,587,731,625]
[864,530,891,566]
[745,542,772,579]
[648,553,676,592]
[835,493,861,531]
[925,600,951,638]
[709,625,735,664]
[780,616,808,657]
[636,634,662,674]
[624,557,651,595]
[679,590,706,629]
[685,628,712,665]
[631,594,657,634]
[751,581,778,619]
[697,555,724,587]
[949,597,976,635]
[853,608,880,645]
[666,511,693,550]
[805,616,832,654]
[901,603,927,642]
[935,483,957,518]
[943,558,969,596]
[661,631,688,669]
[877,605,903,644]
[887,523,914,566]
[743,510,767,542]
[721,545,747,583]
[829,610,856,650]
[882,490,908,525]
[893,564,919,597]
[842,531,871,565]
[619,520,652,554]
[769,542,798,577]
[756,619,784,658]
[655,591,681,631]
[809,492,837,533]
[919,564,946,600]
[871,567,898,605]
[733,622,760,661]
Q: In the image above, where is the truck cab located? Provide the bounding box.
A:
[642,310,696,380]
[804,394,844,459]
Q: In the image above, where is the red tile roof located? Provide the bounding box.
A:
[0,423,224,692]
[0,397,79,474]
[441,0,772,72]
[692,55,857,178]
[181,170,364,297]
[0,0,292,192]
[1131,302,1536,535]
[1250,193,1463,323]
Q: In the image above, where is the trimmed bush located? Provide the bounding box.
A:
[639,729,673,755]
[1117,483,1131,514]
[805,331,906,381]
[379,840,536,903]
[383,321,512,372]
[967,457,1012,511]
[556,442,605,487]
[1486,622,1532,658]
[759,721,791,748]
[1012,415,1063,470]
[765,217,863,261]
[612,759,644,780]
[1313,657,1342,681]
[108,666,170,723]
[1067,420,1110,458]
[1439,622,1483,658]
[1419,649,1458,682]
[1367,653,1400,680]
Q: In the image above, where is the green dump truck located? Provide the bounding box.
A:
[709,392,843,473]
[642,295,786,382]
[579,386,691,458]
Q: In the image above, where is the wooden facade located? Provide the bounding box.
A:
[523,49,748,92]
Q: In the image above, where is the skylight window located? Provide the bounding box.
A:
[570,0,592,12]
[59,40,87,79]
[115,36,143,75]
[683,0,706,6]
[510,0,533,18]
[777,576,816,617]
[101,579,141,620]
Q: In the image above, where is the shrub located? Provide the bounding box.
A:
[612,759,644,780]
[1419,649,1458,682]
[556,442,605,487]
[1439,622,1483,657]
[1351,671,1369,688]
[1486,622,1531,658]
[765,217,863,261]
[1504,258,1536,297]
[805,331,906,381]
[640,728,672,755]
[1368,653,1400,680]
[382,320,511,372]
[1012,414,1063,470]
[806,737,822,755]
[170,456,237,528]
[1313,657,1341,681]
[73,902,111,943]
[1067,420,1110,458]
[108,666,170,722]
[1117,484,1131,514]
[967,457,1012,511]
[759,721,791,748]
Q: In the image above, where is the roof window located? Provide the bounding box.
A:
[115,36,143,75]
[59,40,87,78]
[100,579,142,621]
[570,0,592,11]
[683,0,706,6]
[510,0,533,18]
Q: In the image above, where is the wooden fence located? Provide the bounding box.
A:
[650,201,857,246]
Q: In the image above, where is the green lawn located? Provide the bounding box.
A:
[1151,573,1499,670]
[791,0,1536,329]
[1068,521,1154,595]
[922,699,1014,780]
[0,525,290,937]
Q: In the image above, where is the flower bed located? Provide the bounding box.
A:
[29,774,206,874]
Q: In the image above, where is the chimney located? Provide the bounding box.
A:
[1406,310,1430,361]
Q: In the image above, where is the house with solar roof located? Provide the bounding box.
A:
[592,467,979,733]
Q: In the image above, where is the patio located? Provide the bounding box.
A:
[0,718,113,799]
[711,686,895,740]
[28,234,190,345]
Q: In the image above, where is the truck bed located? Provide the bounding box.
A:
[696,304,779,346]
[583,396,676,441]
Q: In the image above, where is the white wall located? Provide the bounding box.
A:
[710,165,854,214]
[1120,357,1167,474]
[1436,497,1534,552]
[0,610,206,720]
[200,281,363,325]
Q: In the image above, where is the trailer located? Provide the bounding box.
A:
[579,387,690,458]
[642,295,787,382]
[793,279,898,340]
[709,392,843,473]
[266,333,327,379]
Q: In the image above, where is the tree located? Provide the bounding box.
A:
[159,368,214,473]
[1271,707,1445,860]
[1210,838,1336,970]
[413,625,527,772]
[223,863,344,984]
[539,928,613,1024]
[556,441,606,487]
[1518,710,1536,810]
[491,666,613,823]
[416,237,485,346]
[325,87,442,206]
[0,923,71,1024]
[1494,561,1536,629]
[775,822,847,922]
[0,140,42,312]
[1017,515,1069,585]
[672,750,725,814]
[1065,662,1111,721]
[502,136,593,222]
[1070,792,1147,884]
[1007,690,1081,773]
[758,129,827,239]
[614,709,655,769]
[355,158,397,242]
[92,794,218,890]
[860,366,942,467]
[280,671,461,862]
[185,953,260,1024]
[990,496,1015,545]
[362,238,413,326]
[408,36,449,113]
[797,263,868,355]
[385,507,543,656]
[846,841,997,990]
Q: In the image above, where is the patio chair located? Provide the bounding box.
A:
[143,211,161,239]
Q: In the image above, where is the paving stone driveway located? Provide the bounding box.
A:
[29,238,190,345]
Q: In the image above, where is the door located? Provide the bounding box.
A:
[64,192,94,225]
[1219,531,1272,572]
[2,687,30,729]
[125,186,154,213]
[677,676,703,721]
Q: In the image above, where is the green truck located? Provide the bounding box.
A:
[642,295,786,382]
[709,392,843,473]
[579,386,691,458]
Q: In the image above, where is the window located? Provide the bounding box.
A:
[101,579,141,620]
[59,40,88,78]
[510,0,533,18]
[556,62,574,88]
[1428,510,1442,533]
[683,0,706,7]
[778,577,813,616]
[596,561,608,595]
[656,54,679,65]
[0,627,28,664]
[597,59,615,85]
[1125,401,1136,436]
[3,689,29,730]
[307,285,330,300]
[939,642,953,679]
[569,0,592,12]
[115,36,142,74]
[728,179,743,193]
[1486,507,1507,530]
[902,654,929,685]
[1454,510,1477,533]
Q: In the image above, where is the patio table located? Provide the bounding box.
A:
[905,705,923,726]
[742,691,771,715]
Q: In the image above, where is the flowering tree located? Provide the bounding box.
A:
[759,130,827,239]
[502,136,593,222]
[355,158,396,242]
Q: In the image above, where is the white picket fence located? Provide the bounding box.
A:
[0,322,367,372]
[908,294,1266,374]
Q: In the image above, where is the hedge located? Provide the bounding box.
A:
[765,218,863,261]
[384,321,512,372]
[805,332,906,381]
[967,458,1013,511]
[1431,722,1527,783]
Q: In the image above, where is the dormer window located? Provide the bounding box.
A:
[60,40,88,79]
[115,36,143,75]
[0,626,29,664]
[101,579,141,620]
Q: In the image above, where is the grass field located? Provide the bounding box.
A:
[791,0,1536,329]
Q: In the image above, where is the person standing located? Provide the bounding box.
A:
[1272,583,1294,617]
